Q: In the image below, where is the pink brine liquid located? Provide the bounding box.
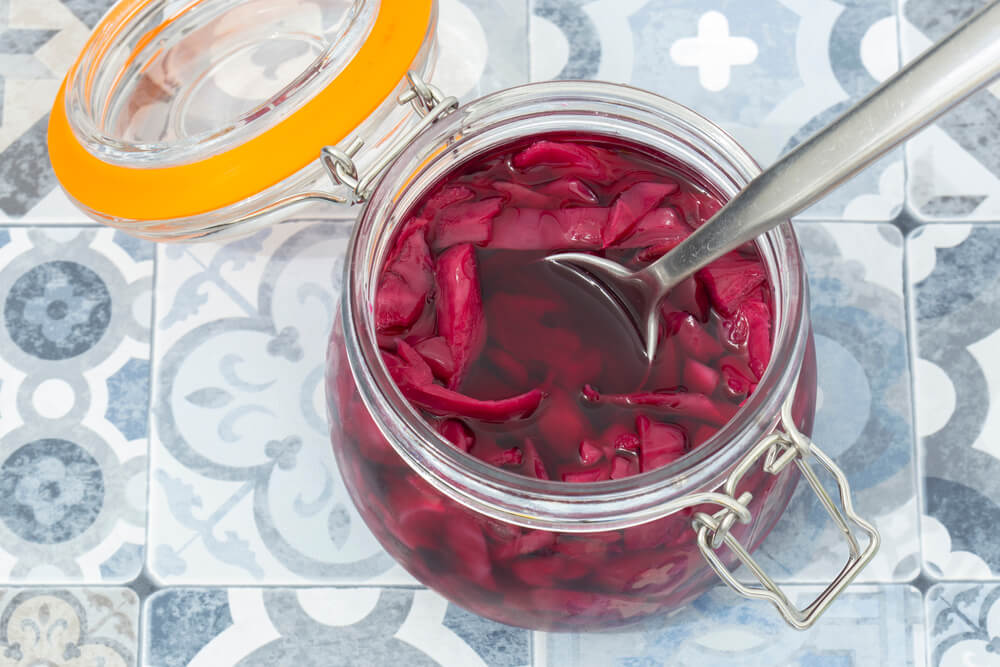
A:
[375,135,773,480]
[329,134,807,630]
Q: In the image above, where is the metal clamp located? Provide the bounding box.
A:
[321,72,459,203]
[691,398,880,630]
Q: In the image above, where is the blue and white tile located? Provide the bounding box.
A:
[0,228,149,583]
[742,222,918,584]
[539,584,925,666]
[909,225,1000,579]
[901,0,1000,221]
[927,583,1000,667]
[0,586,139,666]
[0,0,112,224]
[530,0,903,221]
[142,587,531,667]
[147,222,410,586]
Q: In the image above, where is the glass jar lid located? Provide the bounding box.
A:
[48,0,436,225]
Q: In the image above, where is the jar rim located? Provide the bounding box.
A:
[341,80,811,531]
[48,0,436,225]
[65,0,379,166]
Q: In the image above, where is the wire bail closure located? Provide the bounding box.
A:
[322,72,459,203]
[691,395,880,630]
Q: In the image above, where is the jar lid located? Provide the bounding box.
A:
[48,0,435,226]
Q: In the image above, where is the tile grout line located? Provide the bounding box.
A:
[901,225,940,601]
[133,240,160,663]
[0,222,104,228]
[532,630,545,667]
[898,222,951,667]
[900,225,932,594]
[896,0,913,231]
[133,583,434,591]
[95,579,947,592]
[888,0,981,230]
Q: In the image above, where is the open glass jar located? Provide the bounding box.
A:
[327,81,877,631]
[49,0,878,632]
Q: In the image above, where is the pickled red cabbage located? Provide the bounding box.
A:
[374,218,434,335]
[373,135,773,484]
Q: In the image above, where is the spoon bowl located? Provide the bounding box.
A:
[546,251,680,362]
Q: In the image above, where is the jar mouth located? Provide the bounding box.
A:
[53,1,440,240]
[343,80,810,530]
[65,0,379,167]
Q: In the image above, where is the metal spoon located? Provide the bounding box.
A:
[548,0,1000,362]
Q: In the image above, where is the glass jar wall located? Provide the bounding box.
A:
[326,81,818,631]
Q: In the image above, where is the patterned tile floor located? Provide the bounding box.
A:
[1,0,999,664]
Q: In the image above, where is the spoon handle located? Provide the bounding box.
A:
[643,0,1000,295]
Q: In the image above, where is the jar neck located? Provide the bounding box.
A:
[343,81,810,531]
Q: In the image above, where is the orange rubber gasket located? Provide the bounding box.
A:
[48,0,434,222]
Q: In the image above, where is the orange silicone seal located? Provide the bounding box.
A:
[48,0,435,222]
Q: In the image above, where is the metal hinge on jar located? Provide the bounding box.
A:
[322,73,459,203]
[691,396,880,631]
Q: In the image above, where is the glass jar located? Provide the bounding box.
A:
[49,0,878,632]
[326,81,878,631]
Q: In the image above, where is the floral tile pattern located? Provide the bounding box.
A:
[147,223,407,586]
[0,229,149,583]
[900,0,1000,221]
[541,584,925,666]
[141,587,530,667]
[0,0,110,224]
[909,225,1000,580]
[927,583,1000,667]
[6,0,1000,664]
[0,587,139,666]
[530,0,904,221]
